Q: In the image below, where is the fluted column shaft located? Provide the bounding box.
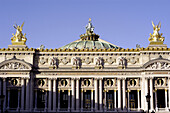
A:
[99,78,103,111]
[71,78,75,111]
[68,90,71,111]
[137,89,140,110]
[81,89,83,111]
[21,78,25,110]
[150,78,153,111]
[53,79,56,111]
[57,89,60,111]
[94,78,98,111]
[91,90,93,111]
[117,78,121,110]
[76,78,80,111]
[26,79,30,110]
[145,78,148,111]
[122,78,126,110]
[48,79,52,111]
[3,78,6,110]
[7,89,10,109]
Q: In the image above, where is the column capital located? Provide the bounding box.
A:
[99,77,103,80]
[165,89,168,92]
[71,77,76,80]
[53,78,57,80]
[76,77,80,80]
[122,77,126,80]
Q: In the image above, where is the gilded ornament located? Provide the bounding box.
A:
[11,22,27,45]
[149,21,165,44]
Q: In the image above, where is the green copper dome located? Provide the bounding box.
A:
[59,18,121,49]
[60,39,120,49]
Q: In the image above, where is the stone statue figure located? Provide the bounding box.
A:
[11,22,27,45]
[86,18,94,33]
[149,21,165,43]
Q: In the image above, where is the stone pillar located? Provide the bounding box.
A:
[81,89,83,111]
[17,89,21,111]
[48,79,52,111]
[71,78,75,111]
[0,79,1,96]
[91,89,93,111]
[68,90,71,111]
[169,78,170,110]
[122,78,126,110]
[34,89,37,111]
[127,89,130,111]
[94,78,98,111]
[117,78,121,110]
[45,90,48,111]
[30,76,33,111]
[141,77,144,110]
[3,78,6,110]
[53,79,56,112]
[165,89,168,110]
[99,78,103,111]
[57,89,60,112]
[137,89,140,110]
[26,78,30,110]
[7,89,10,109]
[21,78,25,110]
[150,78,154,111]
[76,78,80,111]
[145,77,148,111]
[104,89,106,112]
[155,89,158,111]
[114,89,117,111]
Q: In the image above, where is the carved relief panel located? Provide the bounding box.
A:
[155,78,167,87]
[58,78,71,90]
[35,78,48,89]
[8,78,21,87]
[127,78,140,89]
[81,78,93,89]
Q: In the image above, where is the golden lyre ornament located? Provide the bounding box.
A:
[11,22,27,45]
[148,21,165,44]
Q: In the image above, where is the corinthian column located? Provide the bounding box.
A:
[117,78,121,110]
[26,78,30,110]
[94,78,98,111]
[53,79,57,112]
[3,78,6,110]
[76,78,80,111]
[71,78,75,111]
[21,78,25,110]
[122,78,126,110]
[48,79,52,111]
[99,78,103,111]
[150,78,154,111]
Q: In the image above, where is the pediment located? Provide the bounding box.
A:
[0,57,32,70]
[143,56,170,70]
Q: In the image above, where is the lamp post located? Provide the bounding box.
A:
[146,93,151,113]
[0,95,5,113]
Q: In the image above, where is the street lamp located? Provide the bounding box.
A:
[0,95,5,113]
[146,93,151,113]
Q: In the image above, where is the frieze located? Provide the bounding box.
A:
[145,62,170,70]
[0,62,29,70]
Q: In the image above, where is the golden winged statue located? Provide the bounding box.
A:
[149,21,164,44]
[11,22,27,45]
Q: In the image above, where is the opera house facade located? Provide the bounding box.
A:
[0,19,170,113]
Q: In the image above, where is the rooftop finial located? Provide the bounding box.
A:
[86,18,94,33]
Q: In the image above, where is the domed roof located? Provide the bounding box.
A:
[59,18,121,50]
[60,39,120,49]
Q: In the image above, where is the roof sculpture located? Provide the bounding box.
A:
[60,18,120,50]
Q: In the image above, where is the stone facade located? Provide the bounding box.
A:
[0,20,170,113]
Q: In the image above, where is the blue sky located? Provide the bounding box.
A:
[0,0,170,49]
